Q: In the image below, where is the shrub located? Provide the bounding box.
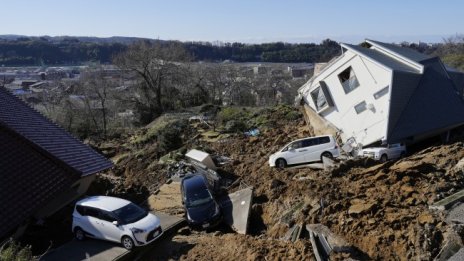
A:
[157,122,185,154]
[199,104,220,116]
[224,120,248,133]
[217,107,245,123]
[0,239,33,261]
[273,104,301,121]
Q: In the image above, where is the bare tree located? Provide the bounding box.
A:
[80,68,112,138]
[113,41,192,123]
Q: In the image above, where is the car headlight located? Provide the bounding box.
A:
[131,228,145,234]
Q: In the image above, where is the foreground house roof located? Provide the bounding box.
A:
[0,87,112,176]
[0,87,112,238]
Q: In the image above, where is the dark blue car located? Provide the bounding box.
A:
[180,175,222,229]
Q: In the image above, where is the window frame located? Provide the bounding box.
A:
[373,86,389,99]
[310,86,329,112]
[354,101,367,114]
[338,66,360,94]
[309,81,334,112]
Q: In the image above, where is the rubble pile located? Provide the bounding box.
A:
[209,125,464,259]
[95,106,464,260]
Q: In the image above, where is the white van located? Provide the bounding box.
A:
[269,135,340,168]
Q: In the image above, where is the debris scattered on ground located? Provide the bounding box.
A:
[81,106,464,260]
[244,128,260,137]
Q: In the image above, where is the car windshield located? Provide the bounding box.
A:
[112,203,148,224]
[186,188,213,207]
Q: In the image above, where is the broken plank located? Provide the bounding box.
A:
[430,190,464,211]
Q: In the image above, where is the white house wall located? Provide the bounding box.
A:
[301,50,392,146]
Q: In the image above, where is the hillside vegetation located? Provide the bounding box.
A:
[0,36,339,66]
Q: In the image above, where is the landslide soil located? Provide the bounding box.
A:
[99,106,464,260]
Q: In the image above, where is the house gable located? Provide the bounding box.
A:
[301,47,393,145]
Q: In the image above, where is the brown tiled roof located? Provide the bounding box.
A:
[0,87,113,238]
[0,87,113,176]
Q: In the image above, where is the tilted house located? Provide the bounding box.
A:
[0,87,113,239]
[298,39,464,147]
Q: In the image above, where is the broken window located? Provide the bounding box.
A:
[310,82,333,112]
[373,86,389,99]
[354,101,367,114]
[338,67,360,94]
[310,87,327,111]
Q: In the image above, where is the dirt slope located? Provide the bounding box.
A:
[98,106,464,260]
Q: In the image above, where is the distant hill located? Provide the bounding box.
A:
[0,35,153,44]
[0,35,343,66]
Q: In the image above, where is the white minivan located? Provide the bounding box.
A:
[269,135,340,168]
[72,196,163,250]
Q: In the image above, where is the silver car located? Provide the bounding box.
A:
[269,135,340,168]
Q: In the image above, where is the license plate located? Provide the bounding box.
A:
[202,223,210,228]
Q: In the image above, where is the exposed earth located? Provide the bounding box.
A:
[87,105,464,260]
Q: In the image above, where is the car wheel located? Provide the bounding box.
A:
[74,227,85,241]
[400,152,406,158]
[321,152,333,161]
[276,158,287,169]
[380,154,388,162]
[122,236,135,250]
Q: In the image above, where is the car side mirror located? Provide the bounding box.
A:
[112,221,119,226]
[289,148,295,152]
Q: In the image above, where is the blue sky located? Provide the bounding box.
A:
[1,0,463,43]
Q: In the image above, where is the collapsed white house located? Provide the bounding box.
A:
[297,39,464,148]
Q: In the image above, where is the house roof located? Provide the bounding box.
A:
[0,87,113,176]
[366,39,431,63]
[342,43,421,73]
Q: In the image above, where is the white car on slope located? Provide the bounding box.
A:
[360,143,406,162]
[269,135,340,168]
[72,196,162,250]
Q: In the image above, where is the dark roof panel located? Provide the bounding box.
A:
[343,43,420,73]
[387,71,423,141]
[448,71,464,96]
[387,59,464,142]
[0,87,112,176]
